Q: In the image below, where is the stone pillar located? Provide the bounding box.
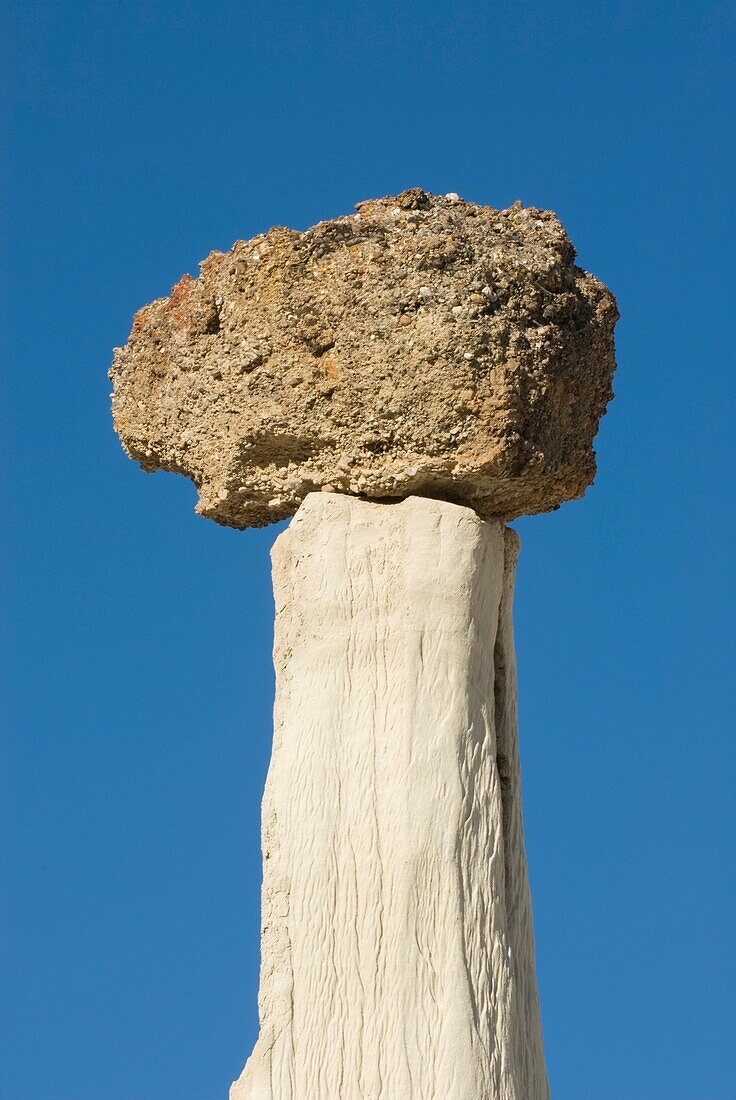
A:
[232,492,549,1100]
[111,188,617,1098]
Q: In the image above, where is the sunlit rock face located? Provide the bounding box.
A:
[110,189,617,528]
[231,493,550,1100]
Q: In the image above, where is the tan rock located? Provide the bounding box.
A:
[110,189,617,528]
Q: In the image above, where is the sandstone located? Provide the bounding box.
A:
[110,189,617,528]
[232,493,549,1099]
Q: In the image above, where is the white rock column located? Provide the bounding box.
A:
[232,493,549,1100]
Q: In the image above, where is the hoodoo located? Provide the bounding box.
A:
[111,190,617,1099]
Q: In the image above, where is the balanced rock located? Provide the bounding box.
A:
[110,189,617,528]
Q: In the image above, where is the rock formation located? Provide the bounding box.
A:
[110,190,617,1099]
[110,190,617,529]
[231,493,548,1100]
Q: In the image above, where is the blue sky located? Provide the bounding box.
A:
[3,2,735,1097]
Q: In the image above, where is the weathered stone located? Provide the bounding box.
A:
[232,493,549,1099]
[110,189,617,528]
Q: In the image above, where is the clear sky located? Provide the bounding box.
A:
[3,2,734,1098]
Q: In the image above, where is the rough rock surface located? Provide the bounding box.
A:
[232,493,549,1100]
[110,189,617,528]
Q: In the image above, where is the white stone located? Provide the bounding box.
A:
[232,493,549,1100]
